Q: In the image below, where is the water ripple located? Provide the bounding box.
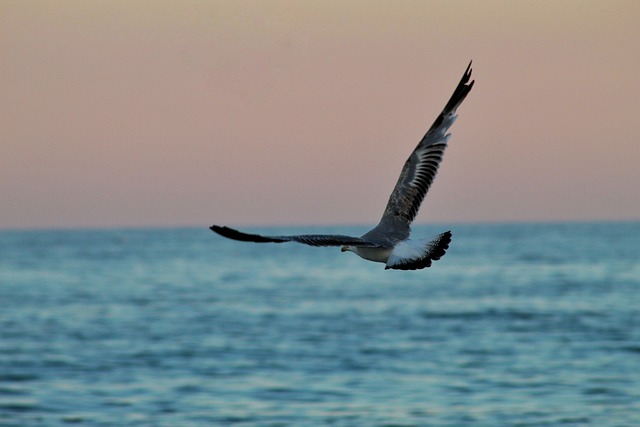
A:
[0,223,638,426]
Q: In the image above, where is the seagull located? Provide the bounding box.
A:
[211,62,474,270]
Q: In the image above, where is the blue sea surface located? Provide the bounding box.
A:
[1,222,639,426]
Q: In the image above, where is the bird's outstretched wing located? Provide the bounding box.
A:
[363,62,474,245]
[210,225,381,247]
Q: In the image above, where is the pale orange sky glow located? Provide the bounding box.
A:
[2,1,639,229]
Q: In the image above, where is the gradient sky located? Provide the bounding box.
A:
[2,1,639,229]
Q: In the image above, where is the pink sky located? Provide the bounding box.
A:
[2,1,639,229]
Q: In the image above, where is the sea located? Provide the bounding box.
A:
[1,222,639,427]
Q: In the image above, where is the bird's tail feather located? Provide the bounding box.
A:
[385,231,452,270]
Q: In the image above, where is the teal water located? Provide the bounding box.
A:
[1,222,639,426]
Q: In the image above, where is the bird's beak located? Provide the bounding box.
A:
[341,246,348,252]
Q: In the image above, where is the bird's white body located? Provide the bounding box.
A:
[343,245,393,263]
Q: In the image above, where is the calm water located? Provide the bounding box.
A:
[1,222,639,426]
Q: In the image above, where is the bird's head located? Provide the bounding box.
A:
[341,245,352,253]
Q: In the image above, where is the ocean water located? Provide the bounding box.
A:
[1,222,639,427]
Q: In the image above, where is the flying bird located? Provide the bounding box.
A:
[211,62,474,270]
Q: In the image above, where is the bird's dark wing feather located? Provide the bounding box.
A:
[210,225,380,247]
[363,62,474,245]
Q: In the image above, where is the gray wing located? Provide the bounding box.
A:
[362,62,474,245]
[210,225,380,247]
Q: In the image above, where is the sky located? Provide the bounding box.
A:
[1,1,639,229]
